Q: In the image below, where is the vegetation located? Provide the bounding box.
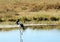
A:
[0,0,60,25]
[0,0,60,12]
[0,11,60,24]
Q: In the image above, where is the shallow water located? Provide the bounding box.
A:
[0,28,60,42]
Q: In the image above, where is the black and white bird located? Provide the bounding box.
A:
[16,19,25,30]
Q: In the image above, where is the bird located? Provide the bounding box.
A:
[16,19,25,30]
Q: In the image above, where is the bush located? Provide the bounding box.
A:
[38,17,43,21]
[44,18,49,21]
[33,17,37,20]
[0,18,5,22]
[23,17,31,21]
[8,19,16,22]
[50,17,59,21]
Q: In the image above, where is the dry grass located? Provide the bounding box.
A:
[0,0,60,12]
[0,11,60,24]
[0,0,60,24]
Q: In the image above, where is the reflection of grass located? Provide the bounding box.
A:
[0,28,19,31]
[0,26,60,31]
[25,25,60,30]
[28,26,59,29]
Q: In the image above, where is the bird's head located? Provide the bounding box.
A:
[17,19,20,22]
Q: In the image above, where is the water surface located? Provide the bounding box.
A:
[0,28,60,42]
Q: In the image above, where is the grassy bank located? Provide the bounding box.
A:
[0,0,60,24]
[0,11,60,24]
[0,0,60,12]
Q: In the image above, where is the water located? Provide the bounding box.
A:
[0,28,60,42]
